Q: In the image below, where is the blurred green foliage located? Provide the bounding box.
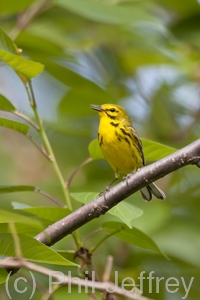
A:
[0,0,200,299]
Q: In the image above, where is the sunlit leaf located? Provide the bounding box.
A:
[22,207,71,222]
[71,192,142,227]
[0,209,42,229]
[71,192,98,204]
[0,118,29,135]
[0,28,17,54]
[109,202,143,228]
[0,94,16,112]
[142,139,176,161]
[0,233,76,266]
[0,28,44,79]
[88,139,104,160]
[102,222,167,258]
[89,139,176,161]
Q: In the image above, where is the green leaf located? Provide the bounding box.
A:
[22,207,71,222]
[54,0,159,25]
[0,233,76,266]
[0,28,17,55]
[71,192,98,204]
[0,0,35,15]
[0,209,42,229]
[0,269,8,284]
[89,139,176,161]
[71,192,142,227]
[142,139,176,161]
[102,222,167,258]
[109,202,143,228]
[0,28,44,79]
[0,185,35,194]
[0,118,30,135]
[88,139,104,160]
[0,94,16,111]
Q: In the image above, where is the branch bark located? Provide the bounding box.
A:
[35,138,200,246]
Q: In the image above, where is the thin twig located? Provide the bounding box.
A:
[90,228,123,255]
[13,111,40,131]
[66,157,93,188]
[82,227,103,246]
[102,256,113,282]
[0,259,151,300]
[10,0,52,40]
[27,134,50,159]
[9,223,22,258]
[35,189,64,207]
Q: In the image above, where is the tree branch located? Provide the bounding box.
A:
[35,138,200,246]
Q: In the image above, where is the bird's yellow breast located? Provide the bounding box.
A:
[98,117,143,175]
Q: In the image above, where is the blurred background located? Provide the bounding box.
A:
[0,0,200,299]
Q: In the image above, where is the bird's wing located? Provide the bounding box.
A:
[128,126,146,166]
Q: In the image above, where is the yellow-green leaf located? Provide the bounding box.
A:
[0,118,29,135]
[0,94,16,112]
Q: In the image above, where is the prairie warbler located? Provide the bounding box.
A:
[91,103,166,201]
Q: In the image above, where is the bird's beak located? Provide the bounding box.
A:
[90,104,103,112]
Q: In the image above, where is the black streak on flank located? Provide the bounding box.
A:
[123,137,131,146]
[100,135,103,146]
[115,131,122,142]
[110,122,119,127]
[120,127,132,139]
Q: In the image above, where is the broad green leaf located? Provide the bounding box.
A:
[0,28,44,79]
[0,233,76,266]
[102,222,167,258]
[88,139,104,160]
[0,50,44,79]
[54,0,159,25]
[0,185,35,194]
[89,139,176,161]
[0,209,42,229]
[0,28,17,55]
[12,202,31,209]
[0,219,50,237]
[22,207,71,222]
[0,0,35,15]
[56,250,75,262]
[142,139,176,161]
[109,202,143,228]
[0,94,16,111]
[0,118,29,135]
[71,192,142,227]
[71,192,98,204]
[0,269,8,284]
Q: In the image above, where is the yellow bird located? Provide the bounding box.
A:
[91,103,166,201]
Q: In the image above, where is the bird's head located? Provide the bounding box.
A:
[91,104,131,123]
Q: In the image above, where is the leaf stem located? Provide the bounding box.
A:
[25,81,72,210]
[35,188,64,207]
[89,227,123,254]
[13,110,40,131]
[66,157,93,188]
[27,134,50,159]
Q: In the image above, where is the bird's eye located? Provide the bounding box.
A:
[110,108,116,112]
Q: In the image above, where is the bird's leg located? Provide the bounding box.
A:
[99,172,119,196]
[123,169,137,187]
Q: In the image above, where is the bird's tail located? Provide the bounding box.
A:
[140,182,166,201]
